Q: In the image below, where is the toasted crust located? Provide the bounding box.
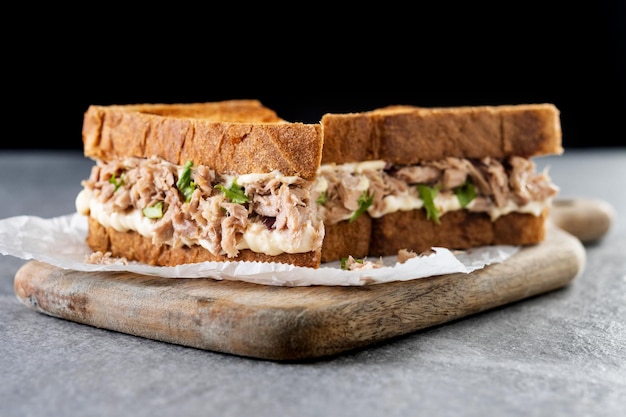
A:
[321,103,562,164]
[319,112,379,164]
[368,209,549,256]
[86,217,322,269]
[83,100,324,180]
[88,100,285,122]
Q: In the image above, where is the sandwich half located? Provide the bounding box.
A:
[315,103,563,262]
[76,100,325,268]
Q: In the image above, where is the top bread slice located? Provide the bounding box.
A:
[83,100,323,180]
[320,103,563,164]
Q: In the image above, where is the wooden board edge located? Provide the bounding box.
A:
[13,225,586,361]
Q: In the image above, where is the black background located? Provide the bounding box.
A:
[7,2,625,151]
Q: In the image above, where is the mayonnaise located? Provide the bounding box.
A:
[78,199,321,255]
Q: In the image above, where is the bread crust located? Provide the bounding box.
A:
[88,100,285,122]
[321,103,562,164]
[86,217,322,269]
[83,100,323,180]
[368,209,549,256]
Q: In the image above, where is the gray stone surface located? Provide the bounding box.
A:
[1,149,624,417]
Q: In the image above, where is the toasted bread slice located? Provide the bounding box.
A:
[320,214,371,263]
[368,209,549,257]
[83,100,322,180]
[86,218,322,268]
[321,103,563,165]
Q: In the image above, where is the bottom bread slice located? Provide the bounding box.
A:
[320,214,371,263]
[86,209,547,268]
[368,209,549,256]
[86,217,322,268]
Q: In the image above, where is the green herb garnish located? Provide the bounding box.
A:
[418,184,441,224]
[340,257,364,270]
[455,181,476,208]
[349,190,374,222]
[176,161,196,203]
[215,179,249,204]
[316,191,327,205]
[142,201,164,219]
[109,173,124,192]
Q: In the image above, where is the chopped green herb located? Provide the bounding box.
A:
[109,173,124,192]
[349,190,374,222]
[176,161,196,203]
[142,201,164,219]
[215,179,249,204]
[316,191,327,205]
[340,257,363,270]
[418,184,441,224]
[455,182,476,208]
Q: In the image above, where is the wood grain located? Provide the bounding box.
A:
[550,198,615,243]
[13,225,585,361]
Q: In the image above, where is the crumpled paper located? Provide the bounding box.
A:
[0,213,518,286]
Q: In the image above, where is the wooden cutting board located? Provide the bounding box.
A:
[14,223,586,361]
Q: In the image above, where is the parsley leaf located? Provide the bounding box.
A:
[109,173,124,192]
[349,190,374,222]
[455,181,476,208]
[418,184,441,224]
[215,179,249,204]
[142,201,164,219]
[340,257,348,270]
[176,161,196,203]
[316,191,327,205]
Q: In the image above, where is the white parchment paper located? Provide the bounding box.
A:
[0,214,518,286]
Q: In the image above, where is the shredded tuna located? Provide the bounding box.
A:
[81,156,324,258]
[485,158,509,208]
[220,202,249,257]
[394,165,441,184]
[84,251,128,265]
[313,156,558,224]
[343,256,385,271]
[80,154,557,258]
[397,249,417,263]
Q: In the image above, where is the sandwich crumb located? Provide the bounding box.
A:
[343,256,385,271]
[397,248,437,263]
[84,251,128,265]
[397,249,417,263]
